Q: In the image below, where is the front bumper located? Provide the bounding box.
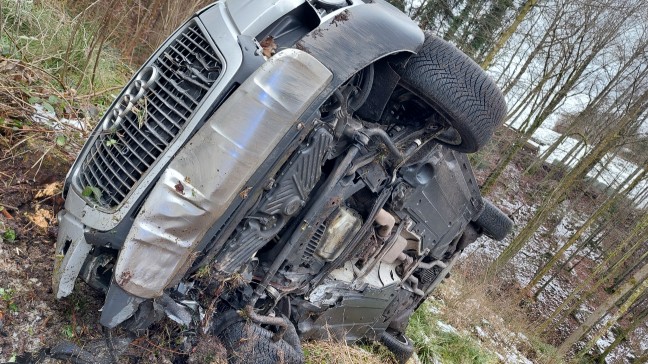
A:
[114,49,332,299]
[52,0,311,299]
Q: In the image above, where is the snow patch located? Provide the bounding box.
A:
[436,321,458,334]
[32,104,87,131]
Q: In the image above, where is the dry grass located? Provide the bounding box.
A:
[65,0,212,64]
[439,262,529,334]
[433,258,564,363]
[303,340,396,364]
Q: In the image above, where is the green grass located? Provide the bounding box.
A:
[407,301,497,364]
[0,287,18,313]
[528,335,563,364]
[1,0,129,100]
[1,222,16,243]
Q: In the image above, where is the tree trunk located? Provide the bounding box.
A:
[527,166,647,293]
[579,272,648,356]
[444,0,477,44]
[488,90,648,276]
[537,212,648,333]
[481,0,539,69]
[557,263,648,357]
[610,251,648,291]
[532,224,605,299]
[524,170,647,290]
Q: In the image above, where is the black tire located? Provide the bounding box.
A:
[399,34,507,153]
[380,330,415,364]
[475,199,513,241]
[215,311,304,364]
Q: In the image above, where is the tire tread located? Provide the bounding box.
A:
[400,35,507,152]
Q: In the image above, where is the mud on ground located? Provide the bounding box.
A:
[0,135,115,360]
[0,132,235,363]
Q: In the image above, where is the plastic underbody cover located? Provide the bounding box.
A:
[114,49,332,299]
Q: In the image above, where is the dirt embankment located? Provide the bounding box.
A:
[0,136,86,359]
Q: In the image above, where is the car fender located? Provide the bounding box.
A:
[297,0,424,88]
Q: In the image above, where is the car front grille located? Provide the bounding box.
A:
[77,19,222,209]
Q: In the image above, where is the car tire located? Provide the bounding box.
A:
[380,330,415,364]
[475,199,513,241]
[398,34,507,153]
[215,311,304,364]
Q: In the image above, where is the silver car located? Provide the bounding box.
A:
[53,1,512,362]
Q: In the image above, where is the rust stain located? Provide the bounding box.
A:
[175,180,185,195]
[259,36,278,58]
[119,271,133,286]
[239,187,252,200]
[295,41,307,52]
[310,28,324,40]
[331,10,350,27]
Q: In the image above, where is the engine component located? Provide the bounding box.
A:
[375,208,395,239]
[394,146,483,259]
[257,127,334,217]
[381,236,408,264]
[213,127,334,274]
[316,207,362,261]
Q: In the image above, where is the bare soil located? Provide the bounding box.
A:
[0,133,223,363]
[0,135,89,359]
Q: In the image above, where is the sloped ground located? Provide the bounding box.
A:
[0,136,77,357]
[0,131,224,362]
[465,143,647,363]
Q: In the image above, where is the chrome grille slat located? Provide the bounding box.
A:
[89,153,127,198]
[186,28,217,57]
[102,142,140,182]
[95,146,133,191]
[151,81,194,112]
[158,73,201,106]
[158,79,196,107]
[86,152,123,205]
[146,85,191,122]
[121,121,164,155]
[138,114,173,144]
[144,110,177,139]
[142,118,174,145]
[178,33,212,60]
[114,132,150,170]
[77,20,222,208]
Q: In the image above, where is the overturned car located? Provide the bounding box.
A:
[53,0,512,362]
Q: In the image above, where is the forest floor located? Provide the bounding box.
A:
[464,129,648,364]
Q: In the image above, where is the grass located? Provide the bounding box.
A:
[303,340,396,364]
[0,287,18,313]
[431,260,566,364]
[407,301,497,364]
[1,0,130,94]
[0,223,16,243]
[0,0,131,177]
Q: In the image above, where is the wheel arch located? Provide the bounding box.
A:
[296,1,425,90]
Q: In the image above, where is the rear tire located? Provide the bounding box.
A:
[475,199,513,241]
[380,330,415,364]
[398,35,507,153]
